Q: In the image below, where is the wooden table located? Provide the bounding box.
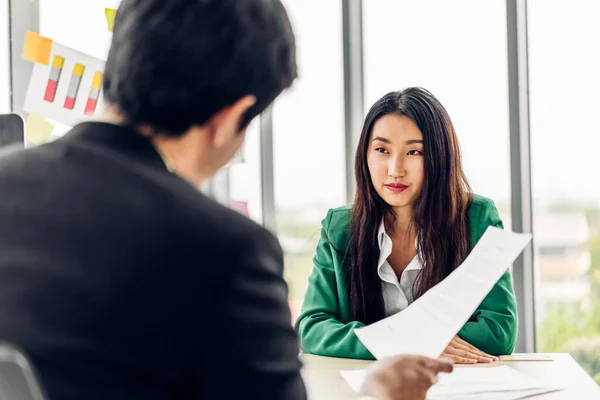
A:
[301,353,600,399]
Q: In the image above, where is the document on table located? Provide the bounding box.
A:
[354,226,532,360]
[340,366,563,399]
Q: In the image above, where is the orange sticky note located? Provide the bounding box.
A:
[22,31,52,65]
[105,8,117,32]
[25,114,54,145]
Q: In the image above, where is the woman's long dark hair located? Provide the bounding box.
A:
[347,87,472,324]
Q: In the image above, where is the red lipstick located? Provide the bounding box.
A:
[384,183,408,193]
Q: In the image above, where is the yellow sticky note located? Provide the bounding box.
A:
[22,31,52,65]
[25,114,54,145]
[105,8,117,32]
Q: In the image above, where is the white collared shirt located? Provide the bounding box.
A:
[377,221,422,317]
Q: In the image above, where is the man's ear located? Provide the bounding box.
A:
[208,95,256,149]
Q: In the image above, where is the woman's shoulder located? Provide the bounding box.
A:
[469,194,498,214]
[321,205,352,251]
[467,194,503,238]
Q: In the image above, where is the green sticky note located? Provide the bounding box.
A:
[25,114,54,145]
[105,8,117,32]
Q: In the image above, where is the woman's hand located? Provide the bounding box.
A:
[441,336,499,364]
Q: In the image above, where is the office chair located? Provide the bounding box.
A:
[0,343,46,400]
[0,114,24,148]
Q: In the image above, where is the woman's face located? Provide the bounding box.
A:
[367,114,425,212]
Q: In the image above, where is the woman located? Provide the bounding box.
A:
[295,87,517,363]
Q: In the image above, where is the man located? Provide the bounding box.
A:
[0,1,451,399]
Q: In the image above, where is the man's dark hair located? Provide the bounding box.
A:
[103,0,297,136]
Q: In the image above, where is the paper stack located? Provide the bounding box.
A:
[340,366,562,399]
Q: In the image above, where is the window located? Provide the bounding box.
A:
[273,0,345,322]
[539,247,568,258]
[0,0,9,113]
[529,0,600,383]
[363,0,512,227]
[228,120,262,223]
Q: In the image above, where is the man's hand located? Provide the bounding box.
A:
[441,336,499,364]
[359,355,453,400]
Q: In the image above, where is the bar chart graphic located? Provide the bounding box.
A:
[84,72,103,116]
[43,55,64,103]
[23,31,106,127]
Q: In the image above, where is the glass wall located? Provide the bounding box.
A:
[363,0,512,226]
[273,0,345,321]
[529,0,600,384]
[0,0,10,113]
[228,121,263,223]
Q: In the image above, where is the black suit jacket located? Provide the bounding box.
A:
[0,122,305,400]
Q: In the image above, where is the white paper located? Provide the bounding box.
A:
[354,227,532,360]
[24,40,106,128]
[427,366,560,398]
[340,366,562,400]
[339,369,365,393]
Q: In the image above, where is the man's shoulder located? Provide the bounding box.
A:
[179,191,279,256]
[0,135,278,263]
[0,141,55,168]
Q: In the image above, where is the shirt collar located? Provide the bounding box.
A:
[377,219,421,272]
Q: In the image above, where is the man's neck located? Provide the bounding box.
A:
[149,135,209,186]
[98,109,208,186]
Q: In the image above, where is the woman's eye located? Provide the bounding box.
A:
[375,148,388,154]
[407,150,422,156]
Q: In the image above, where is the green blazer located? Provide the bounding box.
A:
[295,195,518,360]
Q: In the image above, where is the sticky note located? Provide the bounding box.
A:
[25,114,54,145]
[22,31,52,65]
[105,8,117,32]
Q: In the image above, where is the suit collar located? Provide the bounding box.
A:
[62,122,170,172]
